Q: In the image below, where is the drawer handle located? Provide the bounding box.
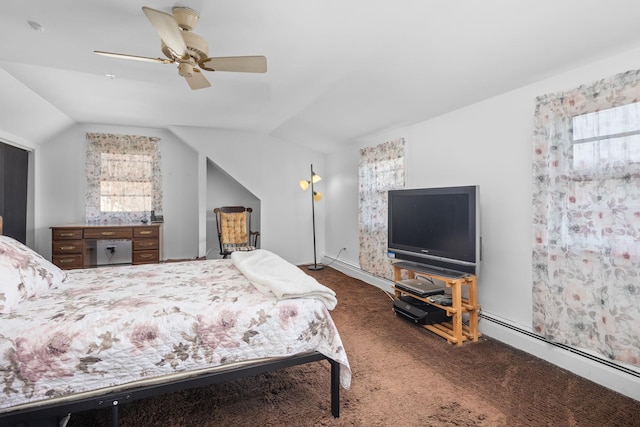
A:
[138,242,154,247]
[139,231,152,235]
[59,245,76,250]
[139,254,154,259]
[101,231,115,236]
[60,232,75,237]
[60,259,75,264]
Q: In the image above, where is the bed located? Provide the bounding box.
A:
[0,232,351,426]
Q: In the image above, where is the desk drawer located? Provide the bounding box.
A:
[52,254,83,269]
[52,229,83,240]
[133,239,159,251]
[52,240,83,254]
[133,250,159,264]
[133,227,159,238]
[84,228,132,239]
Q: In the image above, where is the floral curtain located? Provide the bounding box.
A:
[532,69,640,367]
[86,133,163,224]
[359,138,405,279]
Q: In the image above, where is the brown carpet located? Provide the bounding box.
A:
[67,266,640,426]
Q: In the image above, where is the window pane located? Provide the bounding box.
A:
[573,102,640,140]
[572,102,640,170]
[99,150,154,212]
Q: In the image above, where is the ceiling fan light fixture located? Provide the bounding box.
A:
[95,6,266,90]
[178,62,194,77]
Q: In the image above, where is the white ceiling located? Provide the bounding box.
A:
[2,0,640,152]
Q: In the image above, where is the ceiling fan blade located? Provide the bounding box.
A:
[94,51,174,64]
[142,6,188,58]
[199,56,267,73]
[184,68,211,90]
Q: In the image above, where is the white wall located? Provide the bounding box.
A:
[34,123,200,261]
[206,159,261,258]
[325,46,640,399]
[30,121,325,267]
[169,125,325,265]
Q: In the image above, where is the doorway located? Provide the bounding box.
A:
[0,141,28,243]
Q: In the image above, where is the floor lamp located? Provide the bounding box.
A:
[299,164,323,270]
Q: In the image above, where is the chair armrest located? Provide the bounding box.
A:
[250,231,260,247]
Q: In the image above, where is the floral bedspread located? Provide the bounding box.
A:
[0,259,351,412]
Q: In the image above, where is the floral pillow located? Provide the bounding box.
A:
[0,235,67,313]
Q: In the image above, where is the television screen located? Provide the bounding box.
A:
[387,186,479,275]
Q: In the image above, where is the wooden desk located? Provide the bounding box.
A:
[51,224,162,269]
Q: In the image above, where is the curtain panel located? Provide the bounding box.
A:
[358,138,405,279]
[532,69,640,367]
[86,133,163,224]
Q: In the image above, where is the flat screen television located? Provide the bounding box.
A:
[387,185,480,277]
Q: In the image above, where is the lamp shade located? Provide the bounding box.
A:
[311,173,321,184]
[313,191,322,201]
[299,180,310,191]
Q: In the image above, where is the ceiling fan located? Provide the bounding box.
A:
[94,6,267,90]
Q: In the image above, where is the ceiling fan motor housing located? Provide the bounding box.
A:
[161,31,209,63]
[94,6,266,90]
[172,7,199,31]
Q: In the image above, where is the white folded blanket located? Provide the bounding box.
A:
[231,249,337,310]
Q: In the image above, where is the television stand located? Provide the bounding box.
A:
[391,261,481,346]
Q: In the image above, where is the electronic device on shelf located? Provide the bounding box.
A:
[150,211,164,223]
[394,278,445,298]
[393,295,449,325]
[427,294,453,306]
[387,185,481,277]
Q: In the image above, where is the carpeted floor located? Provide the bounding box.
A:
[67,266,639,426]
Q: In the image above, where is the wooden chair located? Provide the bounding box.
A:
[213,206,260,259]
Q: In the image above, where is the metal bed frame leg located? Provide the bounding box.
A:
[330,359,340,418]
[111,401,119,427]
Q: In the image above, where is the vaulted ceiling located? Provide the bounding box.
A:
[2,1,640,152]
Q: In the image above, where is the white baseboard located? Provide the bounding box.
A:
[323,256,640,402]
[323,256,395,294]
[479,312,640,401]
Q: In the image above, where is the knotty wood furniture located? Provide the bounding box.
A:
[51,223,162,269]
[392,261,481,346]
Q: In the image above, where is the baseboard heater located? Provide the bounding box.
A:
[479,312,640,379]
[325,257,640,380]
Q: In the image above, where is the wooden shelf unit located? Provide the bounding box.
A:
[392,262,481,346]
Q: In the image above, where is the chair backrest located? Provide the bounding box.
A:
[213,206,257,257]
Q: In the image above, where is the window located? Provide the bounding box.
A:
[565,103,640,252]
[572,102,640,170]
[100,152,154,212]
[358,138,405,279]
[86,133,163,224]
[532,69,640,367]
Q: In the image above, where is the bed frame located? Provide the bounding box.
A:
[0,218,341,425]
[1,352,340,426]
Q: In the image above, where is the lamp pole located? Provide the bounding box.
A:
[308,164,323,270]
